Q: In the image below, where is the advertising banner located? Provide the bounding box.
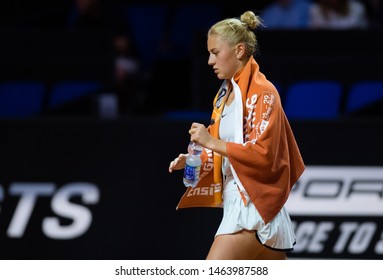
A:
[286,166,383,259]
[0,119,382,260]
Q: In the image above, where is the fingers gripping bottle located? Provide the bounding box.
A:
[183,142,203,188]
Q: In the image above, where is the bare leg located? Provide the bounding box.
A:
[206,230,287,260]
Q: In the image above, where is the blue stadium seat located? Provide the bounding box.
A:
[48,81,103,109]
[0,81,45,118]
[345,81,383,114]
[283,80,343,120]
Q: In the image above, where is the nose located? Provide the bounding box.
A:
[208,53,214,66]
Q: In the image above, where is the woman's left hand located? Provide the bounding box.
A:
[189,122,212,147]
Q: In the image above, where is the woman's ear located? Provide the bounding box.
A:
[236,43,245,59]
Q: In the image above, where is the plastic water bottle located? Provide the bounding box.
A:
[183,142,203,188]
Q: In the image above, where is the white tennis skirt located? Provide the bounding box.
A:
[215,178,296,251]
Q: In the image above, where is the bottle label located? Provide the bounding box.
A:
[184,164,200,181]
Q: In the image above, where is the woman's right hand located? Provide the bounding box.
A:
[168,153,188,173]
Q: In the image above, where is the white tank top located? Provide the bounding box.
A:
[219,100,235,183]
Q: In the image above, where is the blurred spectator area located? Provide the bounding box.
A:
[192,28,383,112]
[0,0,382,118]
[0,29,114,82]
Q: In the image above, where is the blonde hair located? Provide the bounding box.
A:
[208,11,263,59]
